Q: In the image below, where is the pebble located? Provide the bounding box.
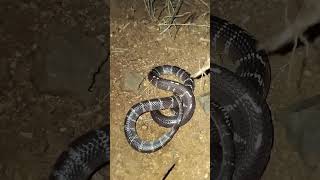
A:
[122,72,144,92]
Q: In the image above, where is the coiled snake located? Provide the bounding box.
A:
[211,16,273,179]
[124,65,196,152]
[49,16,273,180]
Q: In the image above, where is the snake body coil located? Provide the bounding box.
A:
[124,65,196,152]
[211,16,273,180]
[49,125,109,180]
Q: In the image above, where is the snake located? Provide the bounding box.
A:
[210,16,274,179]
[49,16,273,180]
[124,65,196,152]
[49,125,109,180]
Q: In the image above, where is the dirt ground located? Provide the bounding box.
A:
[110,1,210,179]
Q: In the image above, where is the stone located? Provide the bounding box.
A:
[121,72,144,91]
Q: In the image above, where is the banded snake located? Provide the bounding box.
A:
[211,16,273,179]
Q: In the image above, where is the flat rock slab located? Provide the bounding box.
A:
[32,27,107,105]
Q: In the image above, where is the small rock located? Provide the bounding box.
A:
[122,72,144,91]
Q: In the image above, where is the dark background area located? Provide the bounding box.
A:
[0,0,109,179]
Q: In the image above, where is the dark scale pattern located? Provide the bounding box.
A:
[211,16,271,100]
[124,65,196,153]
[211,102,235,180]
[211,16,274,180]
[49,125,109,180]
